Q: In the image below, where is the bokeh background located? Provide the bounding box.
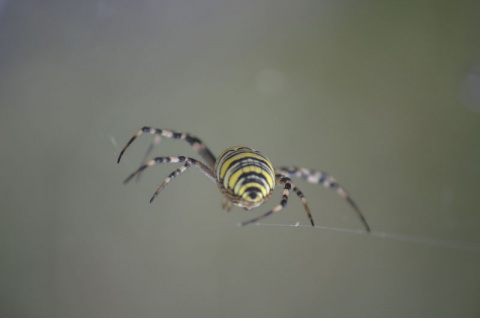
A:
[1,1,480,317]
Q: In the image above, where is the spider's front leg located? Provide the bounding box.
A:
[117,127,217,169]
[122,156,217,203]
[135,133,162,182]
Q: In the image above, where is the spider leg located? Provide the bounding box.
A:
[150,161,192,204]
[135,134,162,182]
[276,166,371,232]
[284,177,314,226]
[240,177,293,226]
[117,127,217,168]
[123,156,216,203]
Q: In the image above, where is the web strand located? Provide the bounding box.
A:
[247,222,480,253]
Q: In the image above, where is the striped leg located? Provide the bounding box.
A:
[288,181,315,226]
[149,162,192,204]
[117,127,217,169]
[276,166,371,232]
[135,134,162,182]
[240,177,295,226]
[123,156,216,203]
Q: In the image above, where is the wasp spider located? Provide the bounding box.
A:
[117,127,371,232]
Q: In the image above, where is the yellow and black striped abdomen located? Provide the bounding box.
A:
[214,146,275,209]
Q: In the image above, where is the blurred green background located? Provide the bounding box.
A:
[1,1,480,317]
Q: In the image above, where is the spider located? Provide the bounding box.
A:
[117,127,371,232]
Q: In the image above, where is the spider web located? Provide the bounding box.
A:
[247,222,480,253]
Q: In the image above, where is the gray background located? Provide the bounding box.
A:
[1,1,480,317]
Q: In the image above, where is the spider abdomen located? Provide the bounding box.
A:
[214,146,275,209]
